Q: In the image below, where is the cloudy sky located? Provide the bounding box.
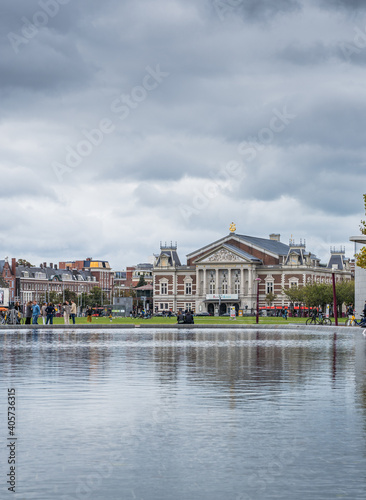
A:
[1,0,366,269]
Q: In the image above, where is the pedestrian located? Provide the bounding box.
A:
[41,302,47,325]
[63,301,71,325]
[32,301,41,325]
[14,301,22,324]
[347,304,354,318]
[25,301,32,325]
[45,303,55,325]
[86,306,92,323]
[70,300,77,325]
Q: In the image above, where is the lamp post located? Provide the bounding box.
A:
[255,278,261,324]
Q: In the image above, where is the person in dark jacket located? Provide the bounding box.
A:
[45,303,55,325]
[177,311,185,324]
[25,301,32,325]
[184,311,194,324]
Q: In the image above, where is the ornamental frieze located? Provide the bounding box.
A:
[205,249,243,263]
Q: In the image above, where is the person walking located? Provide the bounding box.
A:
[347,304,354,319]
[41,302,47,325]
[86,306,92,323]
[24,301,32,325]
[32,301,41,325]
[63,301,71,325]
[70,300,77,325]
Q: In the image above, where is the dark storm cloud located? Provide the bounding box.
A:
[209,0,301,21]
[1,0,365,265]
[318,0,366,11]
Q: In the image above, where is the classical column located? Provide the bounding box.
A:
[248,267,253,296]
[240,267,244,296]
[203,268,207,297]
[216,268,219,294]
[228,268,232,294]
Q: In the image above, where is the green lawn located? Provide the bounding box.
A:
[38,315,348,326]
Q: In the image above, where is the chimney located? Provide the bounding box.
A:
[11,258,16,275]
[54,264,58,270]
[50,263,53,268]
[43,262,47,268]
[269,234,281,242]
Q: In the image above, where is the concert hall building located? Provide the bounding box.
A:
[153,231,352,315]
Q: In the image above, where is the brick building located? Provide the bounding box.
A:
[153,232,352,314]
[59,258,113,302]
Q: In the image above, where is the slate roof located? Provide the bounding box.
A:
[327,254,345,270]
[236,234,290,256]
[155,248,181,267]
[16,265,95,281]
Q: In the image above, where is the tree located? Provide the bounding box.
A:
[17,258,33,267]
[85,286,108,306]
[135,274,147,287]
[265,292,277,307]
[336,280,355,312]
[282,285,303,304]
[355,193,366,268]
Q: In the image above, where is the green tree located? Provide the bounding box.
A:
[355,194,366,268]
[17,258,33,267]
[85,286,108,306]
[282,285,303,304]
[265,292,277,306]
[335,280,355,316]
[135,274,147,287]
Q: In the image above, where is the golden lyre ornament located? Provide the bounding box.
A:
[229,222,236,233]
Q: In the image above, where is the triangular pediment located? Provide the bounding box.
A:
[197,245,249,264]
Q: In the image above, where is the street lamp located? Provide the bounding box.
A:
[255,278,261,324]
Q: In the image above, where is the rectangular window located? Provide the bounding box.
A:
[209,282,215,294]
[160,303,164,309]
[222,283,228,294]
[164,303,169,309]
[161,282,168,295]
[234,281,240,294]
[266,282,274,294]
[185,282,192,295]
[185,303,192,311]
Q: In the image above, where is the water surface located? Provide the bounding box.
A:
[1,328,365,500]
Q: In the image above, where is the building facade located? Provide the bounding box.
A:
[59,258,113,302]
[153,233,352,314]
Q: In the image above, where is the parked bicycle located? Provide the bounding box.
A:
[306,312,332,326]
[345,314,366,327]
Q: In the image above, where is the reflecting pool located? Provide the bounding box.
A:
[1,328,366,500]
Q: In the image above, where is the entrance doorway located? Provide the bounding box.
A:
[208,303,215,315]
[219,303,226,315]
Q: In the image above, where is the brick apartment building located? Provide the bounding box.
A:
[59,258,113,302]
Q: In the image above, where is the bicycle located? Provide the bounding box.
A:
[345,314,366,327]
[306,313,332,326]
